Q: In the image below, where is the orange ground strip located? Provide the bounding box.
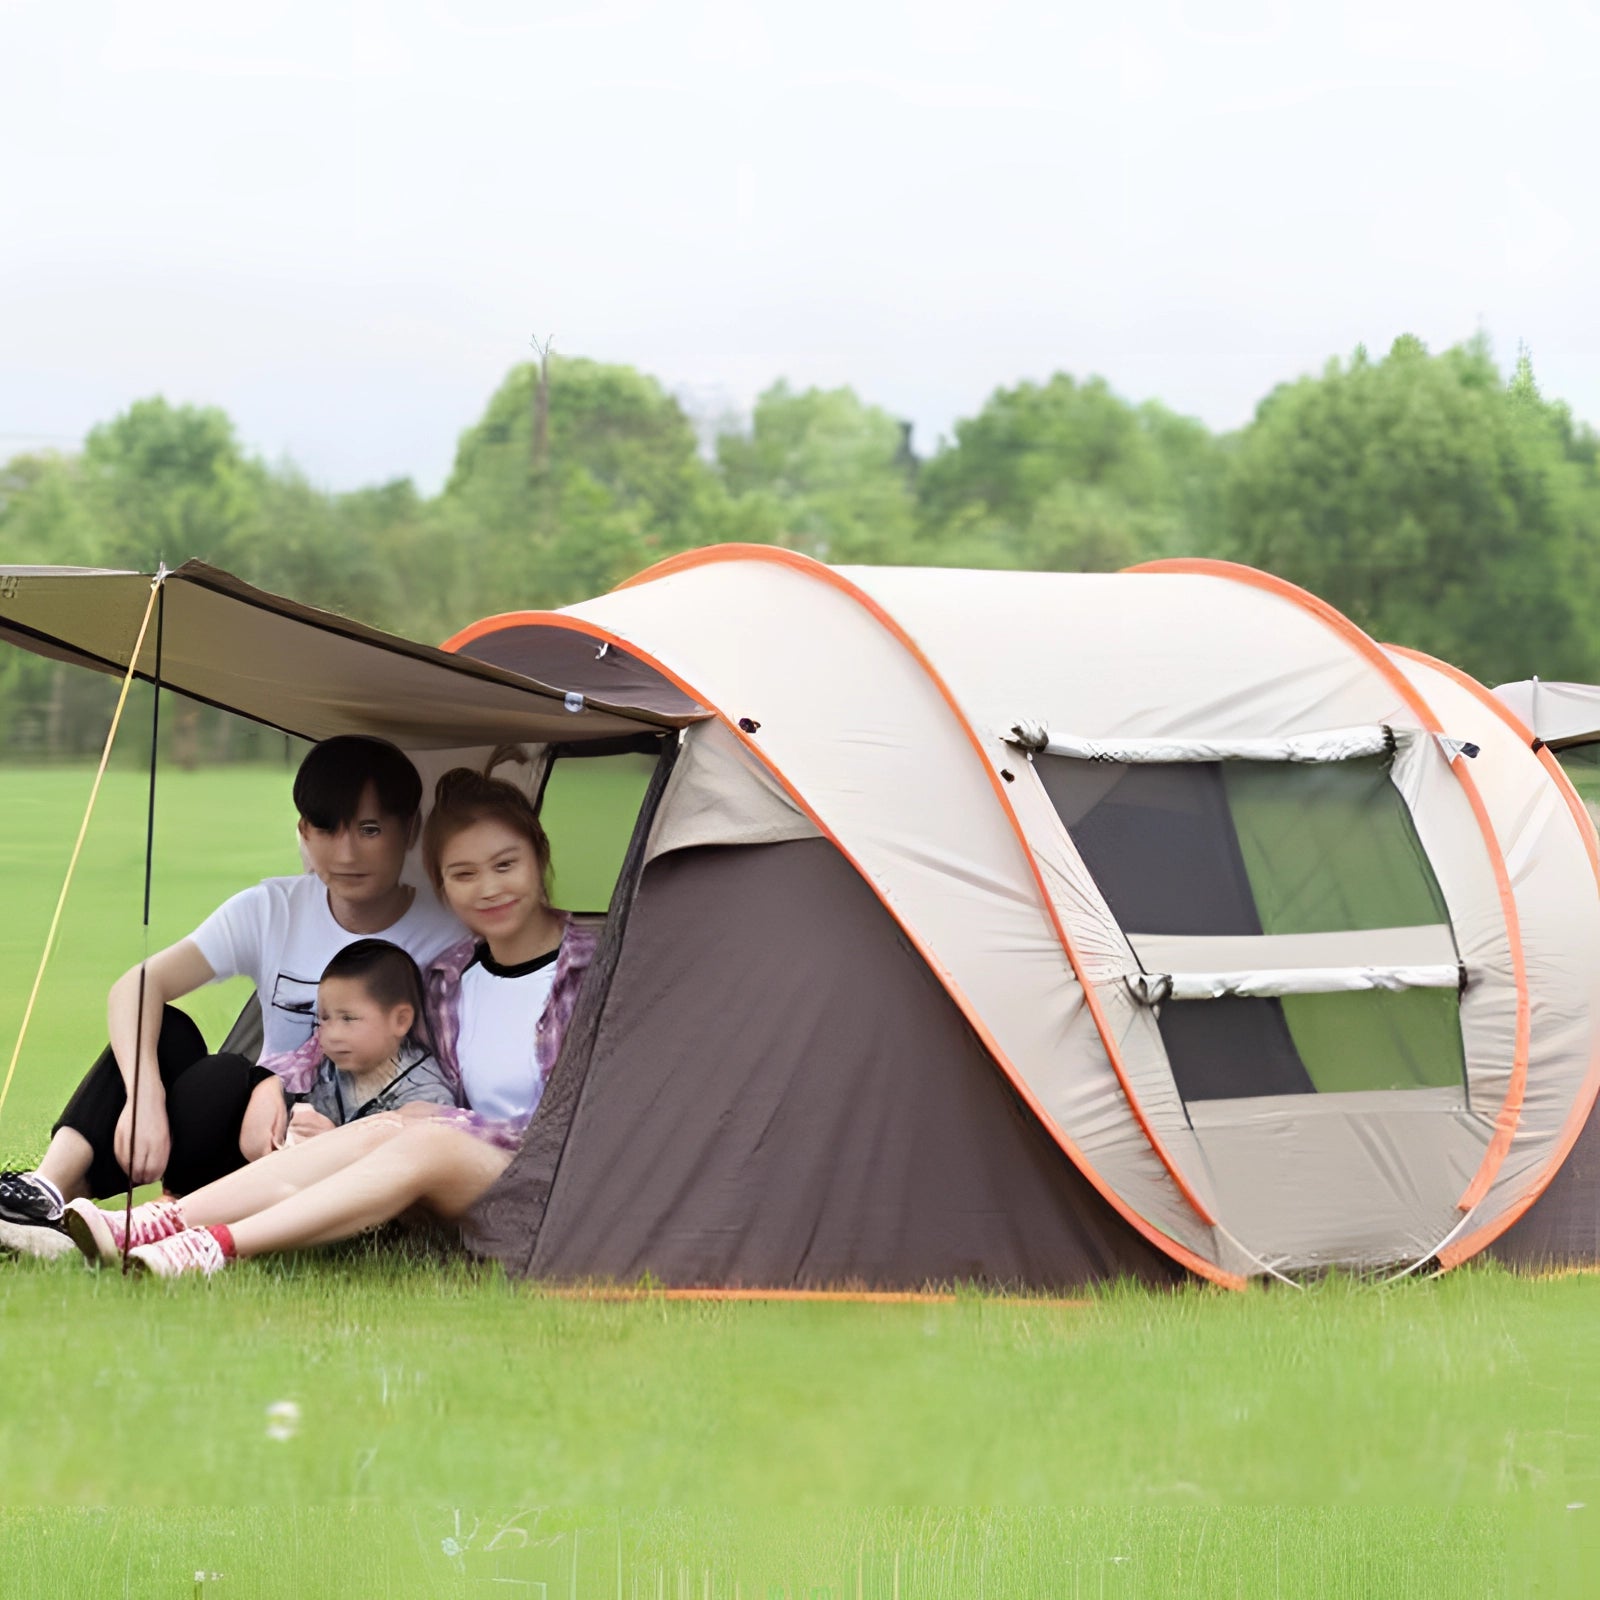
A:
[613,544,1220,1230]
[543,1286,1094,1307]
[1384,646,1600,1270]
[444,595,1246,1292]
[1128,559,1532,1220]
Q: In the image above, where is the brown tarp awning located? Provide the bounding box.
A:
[0,562,706,746]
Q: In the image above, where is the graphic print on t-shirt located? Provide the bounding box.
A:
[269,972,321,1047]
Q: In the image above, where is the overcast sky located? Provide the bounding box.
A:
[3,0,1596,491]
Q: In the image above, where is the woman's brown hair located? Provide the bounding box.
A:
[421,745,552,896]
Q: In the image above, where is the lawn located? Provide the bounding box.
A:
[2,762,1598,1595]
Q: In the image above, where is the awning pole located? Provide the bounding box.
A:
[121,572,165,1271]
[0,573,165,1136]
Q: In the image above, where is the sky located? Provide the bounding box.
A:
[2,0,1597,492]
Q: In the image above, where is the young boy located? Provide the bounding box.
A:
[0,736,464,1254]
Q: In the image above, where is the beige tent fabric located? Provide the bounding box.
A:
[0,563,691,746]
[838,567,1399,739]
[560,552,1589,1276]
[1388,652,1600,1258]
[566,558,1231,1276]
[645,719,819,862]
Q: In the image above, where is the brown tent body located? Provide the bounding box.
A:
[468,839,1181,1290]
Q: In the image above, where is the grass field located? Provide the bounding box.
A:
[3,763,1600,1595]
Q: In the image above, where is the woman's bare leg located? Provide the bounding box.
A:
[228,1124,510,1257]
[175,1117,409,1228]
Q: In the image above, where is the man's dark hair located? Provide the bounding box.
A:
[319,938,430,1051]
[293,736,422,830]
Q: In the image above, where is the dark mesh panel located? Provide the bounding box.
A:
[1034,758,1262,937]
[526,839,1185,1291]
[1156,997,1316,1101]
[1223,759,1450,934]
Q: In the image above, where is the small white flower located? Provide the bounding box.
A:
[265,1399,301,1442]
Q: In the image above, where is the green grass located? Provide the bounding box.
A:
[4,763,1600,1593]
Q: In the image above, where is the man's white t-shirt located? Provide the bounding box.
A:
[454,945,560,1121]
[189,875,466,1058]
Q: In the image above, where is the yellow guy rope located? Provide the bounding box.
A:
[0,575,164,1135]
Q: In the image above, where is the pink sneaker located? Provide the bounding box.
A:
[127,1228,228,1278]
[64,1197,188,1268]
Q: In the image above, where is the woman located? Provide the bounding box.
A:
[64,751,600,1276]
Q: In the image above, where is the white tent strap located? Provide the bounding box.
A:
[1130,923,1457,973]
[1128,963,1462,1005]
[1009,723,1407,764]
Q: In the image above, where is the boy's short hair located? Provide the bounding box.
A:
[293,736,422,830]
[319,938,430,1050]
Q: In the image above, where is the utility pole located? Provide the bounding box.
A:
[529,333,554,477]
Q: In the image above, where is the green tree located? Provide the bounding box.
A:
[1222,335,1600,683]
[443,357,730,606]
[0,452,99,566]
[80,398,262,571]
[716,381,917,562]
[915,374,1221,569]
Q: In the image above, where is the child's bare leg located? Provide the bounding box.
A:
[176,1117,409,1228]
[229,1124,510,1257]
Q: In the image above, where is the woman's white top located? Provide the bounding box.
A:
[454,943,561,1121]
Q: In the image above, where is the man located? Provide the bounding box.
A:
[0,735,464,1255]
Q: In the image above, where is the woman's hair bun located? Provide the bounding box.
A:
[483,743,531,778]
[431,765,489,810]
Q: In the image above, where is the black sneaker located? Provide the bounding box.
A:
[0,1171,65,1226]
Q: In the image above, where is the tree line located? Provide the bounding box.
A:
[3,333,1598,760]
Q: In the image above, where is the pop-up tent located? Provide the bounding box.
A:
[1493,679,1600,753]
[6,553,1599,1289]
[446,549,1600,1289]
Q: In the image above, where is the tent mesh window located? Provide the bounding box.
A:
[1036,754,1465,1103]
[535,750,659,913]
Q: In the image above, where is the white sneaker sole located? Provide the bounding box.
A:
[0,1216,78,1261]
[63,1201,121,1268]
